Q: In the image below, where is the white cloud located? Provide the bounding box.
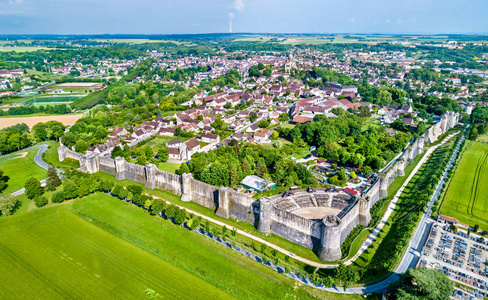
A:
[8,0,23,4]
[231,0,244,12]
[385,19,391,23]
[350,17,355,23]
[396,18,402,24]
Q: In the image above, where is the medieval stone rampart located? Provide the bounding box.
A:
[55,111,458,262]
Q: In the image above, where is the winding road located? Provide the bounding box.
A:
[9,144,63,197]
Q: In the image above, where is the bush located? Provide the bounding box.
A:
[63,181,79,200]
[51,191,65,203]
[165,205,177,219]
[100,180,114,192]
[174,208,186,224]
[24,177,44,200]
[34,196,48,207]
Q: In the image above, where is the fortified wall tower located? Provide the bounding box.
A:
[56,112,457,262]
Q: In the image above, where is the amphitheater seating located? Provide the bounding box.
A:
[331,194,352,211]
[294,195,315,208]
[273,198,300,212]
[314,194,330,207]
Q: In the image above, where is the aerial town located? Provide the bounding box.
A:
[0,2,487,299]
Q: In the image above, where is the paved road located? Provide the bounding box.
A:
[8,144,63,197]
[324,126,468,294]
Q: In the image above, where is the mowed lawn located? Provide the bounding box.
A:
[0,193,359,300]
[440,141,488,230]
[0,149,46,195]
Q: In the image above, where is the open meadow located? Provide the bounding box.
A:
[0,148,46,195]
[440,141,488,230]
[0,193,362,300]
[0,114,84,129]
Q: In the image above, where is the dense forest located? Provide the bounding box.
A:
[277,112,411,172]
[188,143,316,188]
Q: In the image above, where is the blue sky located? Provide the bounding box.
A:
[1,0,487,34]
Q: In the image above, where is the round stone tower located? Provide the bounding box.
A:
[318,215,342,261]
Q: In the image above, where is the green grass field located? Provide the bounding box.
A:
[21,95,82,106]
[0,148,46,195]
[440,141,488,230]
[0,193,362,299]
[157,162,181,173]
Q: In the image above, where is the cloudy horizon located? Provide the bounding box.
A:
[0,0,487,35]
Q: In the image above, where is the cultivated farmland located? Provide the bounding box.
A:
[440,141,488,230]
[0,114,84,129]
[0,194,360,300]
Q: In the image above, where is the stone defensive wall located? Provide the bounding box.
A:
[259,188,371,261]
[55,111,458,262]
[425,111,459,144]
[57,146,258,225]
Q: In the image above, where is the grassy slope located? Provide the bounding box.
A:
[94,172,326,264]
[0,193,362,300]
[440,141,488,230]
[0,200,232,299]
[0,148,46,195]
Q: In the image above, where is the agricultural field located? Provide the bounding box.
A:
[44,82,103,94]
[0,114,84,129]
[0,193,361,300]
[0,148,46,195]
[475,133,488,144]
[94,39,186,45]
[0,46,53,52]
[440,141,488,230]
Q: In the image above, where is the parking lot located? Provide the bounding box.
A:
[418,221,488,299]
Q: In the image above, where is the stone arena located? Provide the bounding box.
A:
[57,111,459,262]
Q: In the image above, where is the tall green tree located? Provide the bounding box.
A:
[158,145,169,162]
[45,165,61,191]
[389,267,452,300]
[0,169,9,193]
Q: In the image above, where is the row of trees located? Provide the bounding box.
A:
[366,133,461,277]
[0,103,71,116]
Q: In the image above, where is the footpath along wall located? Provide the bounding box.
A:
[57,111,459,261]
